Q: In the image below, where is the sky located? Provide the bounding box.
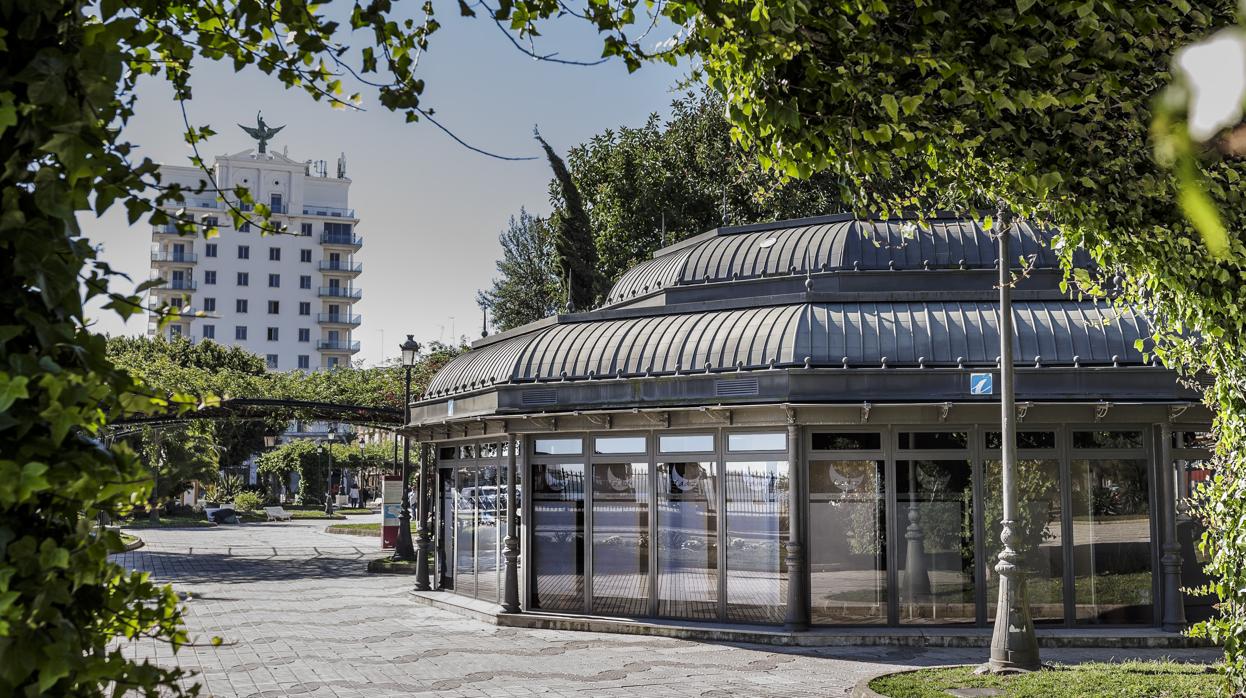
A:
[83,12,686,366]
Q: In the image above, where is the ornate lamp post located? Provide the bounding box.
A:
[323,426,338,516]
[987,204,1040,673]
[394,335,420,563]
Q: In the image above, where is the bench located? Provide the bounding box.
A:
[264,506,293,522]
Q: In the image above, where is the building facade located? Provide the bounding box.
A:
[407,214,1214,633]
[148,148,363,370]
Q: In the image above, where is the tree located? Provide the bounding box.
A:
[477,210,561,332]
[536,131,602,312]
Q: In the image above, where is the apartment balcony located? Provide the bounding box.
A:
[304,205,357,218]
[152,225,185,236]
[317,286,362,300]
[317,260,363,276]
[151,252,199,264]
[316,339,361,353]
[320,233,363,249]
[317,313,363,327]
[152,280,198,292]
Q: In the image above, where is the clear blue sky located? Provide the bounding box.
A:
[83,13,685,365]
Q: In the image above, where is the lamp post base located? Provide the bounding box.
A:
[413,529,431,591]
[987,547,1041,673]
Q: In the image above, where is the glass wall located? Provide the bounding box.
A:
[454,465,476,598]
[984,458,1064,624]
[725,457,788,622]
[475,460,501,604]
[810,453,887,624]
[655,433,719,620]
[531,442,586,612]
[591,461,649,616]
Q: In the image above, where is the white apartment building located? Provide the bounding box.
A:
[148,147,363,370]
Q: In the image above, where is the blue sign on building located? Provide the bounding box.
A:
[970,372,994,395]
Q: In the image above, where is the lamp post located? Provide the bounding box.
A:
[323,425,337,516]
[987,203,1040,673]
[394,335,420,563]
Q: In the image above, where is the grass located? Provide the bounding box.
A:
[868,661,1225,698]
[366,557,419,574]
[336,508,374,515]
[325,522,380,535]
[121,516,215,529]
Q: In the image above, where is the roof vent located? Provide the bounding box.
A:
[521,389,557,406]
[715,378,759,397]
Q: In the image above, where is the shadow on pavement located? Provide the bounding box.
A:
[115,549,379,585]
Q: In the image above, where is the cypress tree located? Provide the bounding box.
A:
[535,129,601,311]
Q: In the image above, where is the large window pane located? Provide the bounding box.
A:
[532,463,585,611]
[727,433,786,452]
[896,460,975,624]
[595,436,647,454]
[475,464,501,603]
[1070,459,1153,624]
[591,463,649,616]
[454,466,476,598]
[725,460,788,623]
[984,460,1064,624]
[899,432,969,450]
[810,460,887,624]
[811,432,881,451]
[1072,431,1143,449]
[534,438,582,455]
[657,461,718,619]
[438,470,454,589]
[659,434,714,453]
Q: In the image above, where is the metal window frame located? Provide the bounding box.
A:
[721,427,792,624]
[586,430,651,617]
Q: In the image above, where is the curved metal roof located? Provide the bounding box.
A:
[422,301,1150,399]
[604,217,1063,306]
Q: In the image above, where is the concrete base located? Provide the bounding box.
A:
[410,590,1211,649]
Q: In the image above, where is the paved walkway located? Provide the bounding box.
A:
[115,517,1219,698]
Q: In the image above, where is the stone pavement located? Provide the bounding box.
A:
[114,517,1220,698]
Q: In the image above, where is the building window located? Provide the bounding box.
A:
[267,300,280,314]
[239,221,251,233]
[267,327,279,341]
[236,299,248,313]
[268,273,280,287]
[169,324,182,337]
[298,355,310,369]
[327,356,339,369]
[202,324,215,339]
[205,243,217,258]
[204,270,217,285]
[269,247,281,261]
[299,275,311,289]
[235,326,247,340]
[266,354,278,369]
[203,216,218,228]
[238,245,249,259]
[300,223,313,237]
[203,297,216,312]
[298,328,310,342]
[298,302,310,316]
[300,248,312,262]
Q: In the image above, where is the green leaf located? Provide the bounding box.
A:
[881,94,899,121]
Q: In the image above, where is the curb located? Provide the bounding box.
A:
[122,537,145,552]
[851,666,975,698]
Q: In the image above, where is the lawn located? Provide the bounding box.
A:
[325,522,380,535]
[121,516,216,529]
[868,661,1225,698]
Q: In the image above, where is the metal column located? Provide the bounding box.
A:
[784,417,810,630]
[502,435,521,613]
[1159,423,1187,631]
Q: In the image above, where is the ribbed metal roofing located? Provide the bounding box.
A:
[604,218,1062,306]
[422,301,1150,398]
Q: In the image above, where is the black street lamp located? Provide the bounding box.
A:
[393,335,420,563]
[323,425,338,516]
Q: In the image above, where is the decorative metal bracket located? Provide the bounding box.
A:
[783,405,798,426]
[938,402,952,423]
[525,415,556,431]
[860,402,872,424]
[634,409,670,428]
[701,407,732,426]
[585,413,612,429]
[1094,401,1113,423]
[1168,404,1191,423]
[1016,402,1033,422]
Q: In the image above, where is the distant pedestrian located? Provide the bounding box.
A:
[349,486,360,508]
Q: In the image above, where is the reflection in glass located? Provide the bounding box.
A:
[454,466,476,598]
[1070,459,1153,624]
[657,461,718,619]
[595,436,647,454]
[725,460,788,623]
[438,470,454,589]
[984,431,1057,450]
[475,464,500,603]
[534,438,582,455]
[811,432,881,451]
[1072,431,1143,449]
[727,433,786,452]
[591,463,649,616]
[532,463,585,611]
[896,460,975,624]
[659,434,714,453]
[985,460,1064,624]
[810,460,887,624]
[899,432,968,450]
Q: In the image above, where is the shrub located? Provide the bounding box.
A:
[232,491,264,512]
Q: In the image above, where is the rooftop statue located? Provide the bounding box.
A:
[238,111,285,154]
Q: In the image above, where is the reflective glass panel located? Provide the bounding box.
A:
[1070,459,1153,624]
[657,461,719,619]
[727,433,786,452]
[480,442,499,458]
[899,432,969,450]
[810,460,887,624]
[475,464,501,603]
[534,438,583,455]
[659,434,714,453]
[1072,431,1144,449]
[985,460,1064,624]
[984,431,1057,450]
[438,447,455,461]
[595,436,647,455]
[438,470,454,589]
[458,444,476,459]
[591,463,649,616]
[811,433,882,451]
[896,460,975,624]
[725,460,788,623]
[1177,459,1215,623]
[454,466,476,597]
[531,463,585,611]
